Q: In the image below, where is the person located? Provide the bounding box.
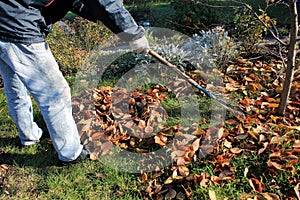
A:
[0,0,149,165]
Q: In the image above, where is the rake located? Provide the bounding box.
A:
[148,49,245,119]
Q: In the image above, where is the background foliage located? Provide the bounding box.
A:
[46,17,112,79]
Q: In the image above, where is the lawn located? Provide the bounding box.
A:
[1,1,300,200]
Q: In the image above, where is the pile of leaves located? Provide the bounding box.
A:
[72,56,300,199]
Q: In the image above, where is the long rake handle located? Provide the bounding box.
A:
[148,49,245,118]
[149,49,212,97]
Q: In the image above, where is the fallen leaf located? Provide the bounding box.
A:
[230,147,243,154]
[142,172,148,183]
[261,193,280,200]
[249,178,263,193]
[165,188,177,199]
[208,190,217,200]
[178,165,190,177]
[89,152,98,161]
[164,176,173,184]
[294,182,300,199]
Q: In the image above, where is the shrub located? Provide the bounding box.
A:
[100,27,238,83]
[233,7,268,54]
[150,27,238,72]
[170,0,221,35]
[46,17,112,79]
[190,26,239,70]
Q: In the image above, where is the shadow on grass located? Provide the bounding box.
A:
[0,136,59,168]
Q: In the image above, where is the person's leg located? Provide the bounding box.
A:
[0,59,42,146]
[0,41,83,162]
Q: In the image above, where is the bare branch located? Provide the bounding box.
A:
[195,1,243,9]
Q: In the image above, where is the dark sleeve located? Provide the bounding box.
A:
[71,0,145,41]
[41,0,73,25]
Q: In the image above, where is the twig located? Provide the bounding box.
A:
[195,1,243,9]
[247,56,263,61]
[231,0,289,47]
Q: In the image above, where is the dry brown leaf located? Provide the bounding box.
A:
[236,58,248,64]
[224,139,232,148]
[191,138,200,152]
[237,123,245,134]
[176,157,187,166]
[258,142,269,155]
[194,173,209,187]
[101,141,113,155]
[178,165,190,177]
[192,127,205,136]
[247,130,259,140]
[172,169,184,180]
[285,155,299,165]
[268,103,279,108]
[230,147,243,154]
[261,193,280,200]
[294,182,300,199]
[218,127,225,139]
[249,178,263,193]
[164,176,173,184]
[267,160,284,171]
[244,76,254,82]
[89,152,99,161]
[154,135,167,147]
[293,140,300,148]
[0,164,8,170]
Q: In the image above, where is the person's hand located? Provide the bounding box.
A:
[129,35,149,55]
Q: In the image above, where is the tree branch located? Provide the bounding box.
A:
[195,1,243,9]
[231,0,289,47]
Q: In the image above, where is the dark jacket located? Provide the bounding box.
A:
[0,0,51,43]
[0,0,144,43]
[43,0,145,41]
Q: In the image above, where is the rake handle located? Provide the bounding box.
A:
[148,49,246,119]
[148,49,212,97]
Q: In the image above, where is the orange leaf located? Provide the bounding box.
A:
[192,127,205,136]
[142,172,148,182]
[261,193,280,200]
[154,135,167,146]
[268,103,279,108]
[236,58,248,64]
[249,178,263,193]
[89,152,99,161]
[164,176,173,184]
[285,155,299,165]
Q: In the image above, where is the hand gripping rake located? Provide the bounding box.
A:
[148,49,245,119]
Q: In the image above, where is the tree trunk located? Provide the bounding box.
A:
[278,0,298,115]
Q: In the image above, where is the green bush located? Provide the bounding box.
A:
[233,7,269,54]
[46,16,112,79]
[170,0,221,35]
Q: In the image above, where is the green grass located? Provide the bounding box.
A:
[1,77,299,199]
[0,85,243,199]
